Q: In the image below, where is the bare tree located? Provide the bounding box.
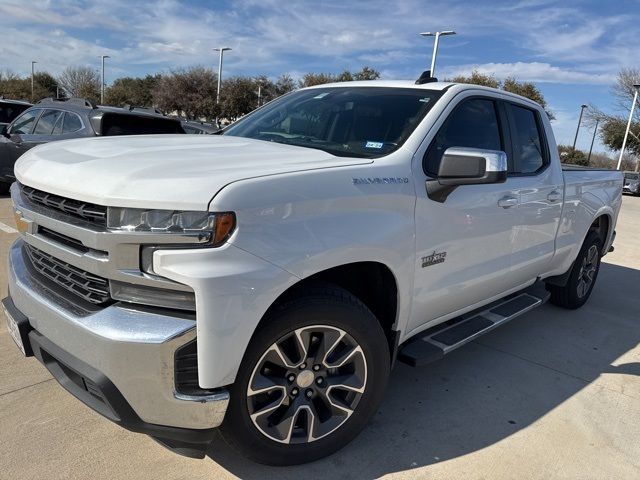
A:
[274,74,296,96]
[152,67,218,120]
[611,67,640,114]
[57,66,100,102]
[587,69,640,158]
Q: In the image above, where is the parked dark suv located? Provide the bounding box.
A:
[0,97,185,192]
[0,97,32,130]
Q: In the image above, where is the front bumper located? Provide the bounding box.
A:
[6,239,229,454]
[623,184,639,194]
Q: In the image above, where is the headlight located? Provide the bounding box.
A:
[107,208,236,246]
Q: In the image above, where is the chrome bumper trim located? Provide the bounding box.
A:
[8,239,228,429]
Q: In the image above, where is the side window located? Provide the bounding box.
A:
[509,104,546,174]
[10,110,39,135]
[52,112,65,135]
[424,98,502,176]
[62,112,83,134]
[33,109,63,135]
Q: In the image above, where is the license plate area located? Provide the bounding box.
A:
[2,297,33,357]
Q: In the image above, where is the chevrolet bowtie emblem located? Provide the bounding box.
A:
[13,210,32,234]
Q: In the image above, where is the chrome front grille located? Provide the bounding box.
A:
[20,184,107,226]
[24,244,111,305]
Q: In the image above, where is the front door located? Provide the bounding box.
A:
[409,95,524,334]
[2,109,43,168]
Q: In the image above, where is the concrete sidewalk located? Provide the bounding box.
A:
[1,195,639,480]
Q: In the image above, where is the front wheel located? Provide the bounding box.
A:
[547,231,602,309]
[220,285,390,465]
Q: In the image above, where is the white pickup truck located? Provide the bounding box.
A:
[3,79,623,465]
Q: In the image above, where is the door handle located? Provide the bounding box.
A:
[547,190,562,203]
[497,196,518,208]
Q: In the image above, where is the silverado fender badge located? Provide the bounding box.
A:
[422,251,447,268]
[352,177,409,185]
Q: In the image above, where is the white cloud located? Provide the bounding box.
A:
[0,0,637,87]
[442,62,614,85]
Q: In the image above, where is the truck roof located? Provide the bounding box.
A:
[303,80,454,91]
[302,80,543,109]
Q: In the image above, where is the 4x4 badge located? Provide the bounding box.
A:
[422,251,446,268]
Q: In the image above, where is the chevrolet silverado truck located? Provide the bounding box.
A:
[3,79,623,465]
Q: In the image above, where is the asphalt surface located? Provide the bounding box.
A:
[1,193,639,480]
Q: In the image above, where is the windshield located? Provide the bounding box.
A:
[223,87,442,158]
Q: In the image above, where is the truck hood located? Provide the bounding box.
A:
[15,135,371,210]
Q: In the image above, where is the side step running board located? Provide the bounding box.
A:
[398,281,550,367]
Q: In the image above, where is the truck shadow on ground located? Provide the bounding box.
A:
[205,262,640,479]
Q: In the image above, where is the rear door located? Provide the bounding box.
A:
[503,101,563,283]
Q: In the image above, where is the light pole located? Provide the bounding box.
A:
[101,55,110,104]
[257,81,262,108]
[572,104,588,150]
[419,31,456,77]
[587,119,599,163]
[617,84,640,171]
[30,61,37,102]
[214,47,231,105]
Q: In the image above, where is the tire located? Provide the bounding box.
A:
[547,231,602,309]
[219,284,390,465]
[0,182,10,195]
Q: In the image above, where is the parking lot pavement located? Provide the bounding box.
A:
[1,193,639,480]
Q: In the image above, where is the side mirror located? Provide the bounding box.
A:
[437,147,507,186]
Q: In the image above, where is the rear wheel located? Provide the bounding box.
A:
[547,231,602,309]
[220,285,390,465]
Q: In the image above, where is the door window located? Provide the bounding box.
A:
[33,109,63,135]
[508,105,547,174]
[62,112,83,133]
[52,112,65,135]
[424,98,502,175]
[10,110,39,134]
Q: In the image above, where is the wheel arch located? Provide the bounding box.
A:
[588,213,611,254]
[258,261,400,360]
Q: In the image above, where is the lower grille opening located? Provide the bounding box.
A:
[174,341,224,396]
[23,243,112,305]
[175,341,199,394]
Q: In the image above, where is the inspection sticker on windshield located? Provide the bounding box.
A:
[365,141,384,149]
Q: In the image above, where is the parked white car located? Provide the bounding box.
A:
[4,79,622,465]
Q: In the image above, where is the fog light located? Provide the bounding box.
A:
[111,281,196,311]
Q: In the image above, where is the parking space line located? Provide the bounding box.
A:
[0,221,17,234]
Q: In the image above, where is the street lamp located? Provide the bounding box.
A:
[572,104,588,150]
[587,119,599,163]
[256,80,262,108]
[617,84,640,171]
[101,55,110,104]
[419,31,456,77]
[31,61,37,102]
[214,47,231,105]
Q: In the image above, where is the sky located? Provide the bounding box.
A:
[0,0,638,153]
